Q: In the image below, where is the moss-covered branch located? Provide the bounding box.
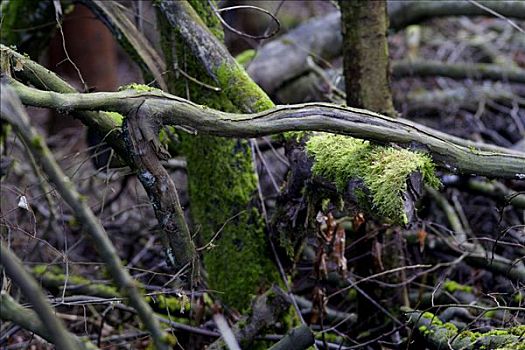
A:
[1,44,196,281]
[405,309,525,350]
[158,0,274,112]
[0,44,128,161]
[157,0,280,309]
[6,78,525,180]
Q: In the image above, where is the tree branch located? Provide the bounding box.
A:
[123,102,197,275]
[6,77,525,180]
[404,309,525,349]
[0,85,171,350]
[392,60,525,83]
[0,246,88,350]
[1,43,196,282]
[388,0,525,31]
[0,292,98,350]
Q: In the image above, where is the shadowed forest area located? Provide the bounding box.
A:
[0,1,524,349]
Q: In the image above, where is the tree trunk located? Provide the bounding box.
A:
[339,0,405,337]
[340,0,396,117]
[158,0,279,310]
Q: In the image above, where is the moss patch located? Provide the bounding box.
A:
[235,49,256,67]
[306,134,440,224]
[103,111,124,126]
[216,63,274,113]
[118,83,159,93]
[443,279,473,294]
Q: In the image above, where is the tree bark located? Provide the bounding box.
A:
[340,0,396,116]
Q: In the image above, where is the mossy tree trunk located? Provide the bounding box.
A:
[340,0,396,117]
[158,1,279,310]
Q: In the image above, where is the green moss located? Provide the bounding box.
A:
[103,111,124,126]
[485,310,496,318]
[118,83,159,93]
[146,333,177,350]
[32,266,119,298]
[443,279,473,294]
[183,140,279,308]
[283,305,302,330]
[216,63,274,112]
[418,311,525,348]
[151,294,191,314]
[31,135,44,152]
[514,291,523,303]
[235,49,256,67]
[347,288,358,301]
[186,0,224,40]
[419,325,432,335]
[160,1,279,310]
[306,134,440,224]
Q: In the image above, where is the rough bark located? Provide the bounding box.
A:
[340,0,396,116]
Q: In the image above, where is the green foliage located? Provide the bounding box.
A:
[306,134,441,224]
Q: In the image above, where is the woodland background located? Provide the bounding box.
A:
[0,1,524,349]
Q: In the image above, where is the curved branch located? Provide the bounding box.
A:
[7,78,525,179]
[1,44,195,283]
